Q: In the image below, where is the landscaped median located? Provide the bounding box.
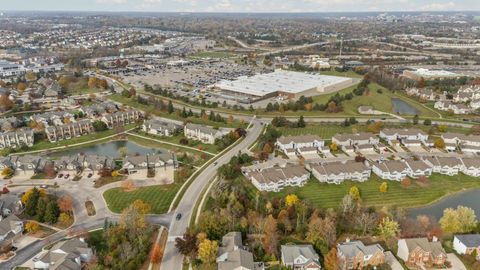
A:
[103,183,182,214]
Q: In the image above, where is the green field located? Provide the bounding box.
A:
[276,122,472,140]
[277,124,368,139]
[103,183,181,214]
[243,173,480,209]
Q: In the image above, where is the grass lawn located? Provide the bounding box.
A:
[243,173,480,209]
[103,182,182,214]
[109,94,245,128]
[277,124,367,139]
[276,122,473,140]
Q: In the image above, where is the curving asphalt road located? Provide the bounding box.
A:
[160,119,264,270]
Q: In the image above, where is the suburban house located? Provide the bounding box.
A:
[245,164,310,192]
[397,238,447,268]
[80,102,118,118]
[275,135,325,155]
[142,119,182,137]
[0,194,22,218]
[332,132,379,147]
[280,244,321,270]
[184,123,223,144]
[379,128,429,145]
[422,156,463,176]
[45,120,94,143]
[309,160,371,185]
[122,153,176,173]
[453,234,480,259]
[460,157,480,177]
[0,214,23,253]
[101,109,141,129]
[337,240,385,270]
[34,238,93,270]
[0,128,34,149]
[217,232,264,270]
[406,159,433,178]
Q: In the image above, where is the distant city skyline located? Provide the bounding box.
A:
[2,0,480,13]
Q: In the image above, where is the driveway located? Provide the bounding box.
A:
[446,253,467,270]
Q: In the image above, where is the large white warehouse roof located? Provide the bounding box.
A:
[214,70,352,97]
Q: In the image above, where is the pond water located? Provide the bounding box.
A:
[48,140,166,158]
[391,98,419,115]
[408,188,480,220]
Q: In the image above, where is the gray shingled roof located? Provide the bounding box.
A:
[455,234,480,248]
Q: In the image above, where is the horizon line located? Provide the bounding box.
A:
[1,10,480,14]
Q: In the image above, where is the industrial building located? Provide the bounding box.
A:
[213,70,354,101]
[402,68,462,81]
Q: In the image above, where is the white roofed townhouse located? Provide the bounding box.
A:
[276,135,324,155]
[142,119,182,137]
[460,157,480,177]
[372,159,432,181]
[244,164,310,192]
[373,160,409,181]
[332,132,379,147]
[379,128,429,145]
[308,160,371,185]
[422,156,463,176]
[184,123,223,144]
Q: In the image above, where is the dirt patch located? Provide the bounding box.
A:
[85,201,96,216]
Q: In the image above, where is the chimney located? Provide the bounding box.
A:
[346,238,350,243]
[432,236,438,242]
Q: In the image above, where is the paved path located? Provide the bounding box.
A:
[160,120,263,270]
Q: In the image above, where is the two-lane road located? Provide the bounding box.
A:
[160,120,264,270]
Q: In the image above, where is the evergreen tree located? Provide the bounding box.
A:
[167,100,174,114]
[45,201,60,224]
[36,198,47,222]
[25,188,40,216]
[297,116,306,128]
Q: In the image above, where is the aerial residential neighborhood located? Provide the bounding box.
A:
[1,3,480,270]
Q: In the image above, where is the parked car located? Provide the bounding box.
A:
[57,173,63,178]
[87,173,93,178]
[64,174,70,179]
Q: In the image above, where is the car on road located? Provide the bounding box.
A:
[87,173,93,178]
[176,213,182,220]
[64,174,70,179]
[213,161,218,166]
[57,173,63,178]
[40,184,48,189]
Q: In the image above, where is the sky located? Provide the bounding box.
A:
[1,0,480,13]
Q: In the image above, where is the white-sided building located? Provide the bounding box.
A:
[422,156,463,176]
[309,160,371,185]
[246,165,310,192]
[276,135,324,155]
[453,235,480,259]
[184,123,223,144]
[332,132,379,147]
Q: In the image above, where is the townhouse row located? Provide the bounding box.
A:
[0,152,176,174]
[242,155,480,192]
[142,119,225,144]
